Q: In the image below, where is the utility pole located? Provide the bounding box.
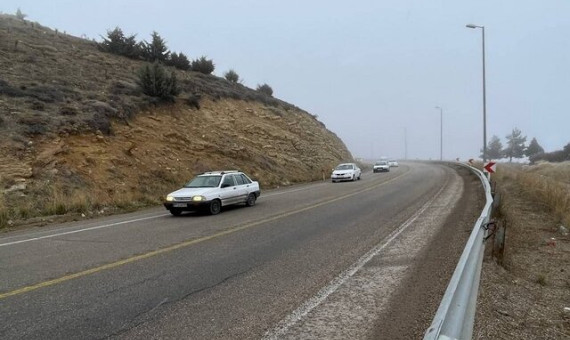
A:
[404,127,408,160]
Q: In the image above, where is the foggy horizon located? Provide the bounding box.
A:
[3,1,569,162]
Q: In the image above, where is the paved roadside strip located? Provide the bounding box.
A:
[263,167,464,340]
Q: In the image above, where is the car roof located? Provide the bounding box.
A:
[198,170,240,176]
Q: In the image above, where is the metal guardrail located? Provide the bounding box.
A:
[423,163,494,340]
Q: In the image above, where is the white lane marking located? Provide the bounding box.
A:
[0,215,169,247]
[0,210,165,242]
[263,181,448,340]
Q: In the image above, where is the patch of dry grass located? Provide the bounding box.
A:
[527,161,570,184]
[496,163,570,227]
[0,196,8,229]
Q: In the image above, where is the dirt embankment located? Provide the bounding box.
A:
[0,15,353,228]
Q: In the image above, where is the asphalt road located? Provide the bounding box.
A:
[0,162,479,339]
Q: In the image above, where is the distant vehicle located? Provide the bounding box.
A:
[331,163,361,182]
[164,171,260,215]
[388,160,399,167]
[373,161,390,173]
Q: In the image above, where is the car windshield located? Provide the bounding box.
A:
[335,164,353,170]
[184,175,221,188]
[376,162,388,165]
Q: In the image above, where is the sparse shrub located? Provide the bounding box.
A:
[59,105,78,116]
[224,69,240,83]
[0,115,4,127]
[110,80,141,96]
[0,79,26,97]
[25,124,47,135]
[88,112,112,135]
[31,101,45,111]
[167,52,190,71]
[536,274,547,286]
[256,83,273,97]
[191,56,215,74]
[142,31,170,63]
[27,85,70,103]
[137,62,180,101]
[19,115,49,136]
[0,209,8,229]
[186,93,201,109]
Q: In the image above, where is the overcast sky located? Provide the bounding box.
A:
[3,1,569,161]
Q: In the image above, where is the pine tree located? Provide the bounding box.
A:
[16,8,27,20]
[190,56,215,74]
[100,27,126,55]
[143,31,170,62]
[168,52,190,70]
[503,128,527,162]
[482,135,503,160]
[525,137,544,157]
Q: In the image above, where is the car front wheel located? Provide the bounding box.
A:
[245,193,256,207]
[169,208,182,216]
[208,199,221,215]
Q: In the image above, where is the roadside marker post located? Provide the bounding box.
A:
[483,161,496,174]
[483,161,496,181]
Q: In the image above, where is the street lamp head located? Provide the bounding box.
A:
[466,24,479,29]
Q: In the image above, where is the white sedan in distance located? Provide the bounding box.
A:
[331,163,361,182]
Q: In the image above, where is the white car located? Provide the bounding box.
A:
[164,171,260,215]
[331,163,361,182]
[388,160,399,167]
[373,161,390,173]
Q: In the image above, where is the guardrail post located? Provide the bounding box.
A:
[492,220,505,265]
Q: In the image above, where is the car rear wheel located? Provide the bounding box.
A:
[245,193,256,207]
[208,199,221,215]
[169,208,182,216]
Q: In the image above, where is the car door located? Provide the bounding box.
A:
[219,174,238,205]
[233,174,249,203]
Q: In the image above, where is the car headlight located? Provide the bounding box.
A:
[192,195,206,202]
[166,195,174,202]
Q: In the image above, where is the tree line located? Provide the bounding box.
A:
[98,27,274,101]
[483,128,569,163]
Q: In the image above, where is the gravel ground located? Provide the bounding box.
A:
[474,176,570,339]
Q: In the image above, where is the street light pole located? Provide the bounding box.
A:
[435,106,443,161]
[466,24,487,164]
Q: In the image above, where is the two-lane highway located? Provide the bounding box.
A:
[0,162,479,339]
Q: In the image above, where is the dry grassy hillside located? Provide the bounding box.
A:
[0,15,353,228]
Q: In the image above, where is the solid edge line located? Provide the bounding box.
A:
[0,171,410,300]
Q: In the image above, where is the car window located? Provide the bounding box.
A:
[336,164,353,170]
[184,175,221,188]
[221,175,235,187]
[234,174,246,185]
[240,174,252,184]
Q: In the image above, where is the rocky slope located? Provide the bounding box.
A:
[0,14,352,227]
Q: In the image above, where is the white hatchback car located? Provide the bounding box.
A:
[164,171,260,215]
[331,163,361,182]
